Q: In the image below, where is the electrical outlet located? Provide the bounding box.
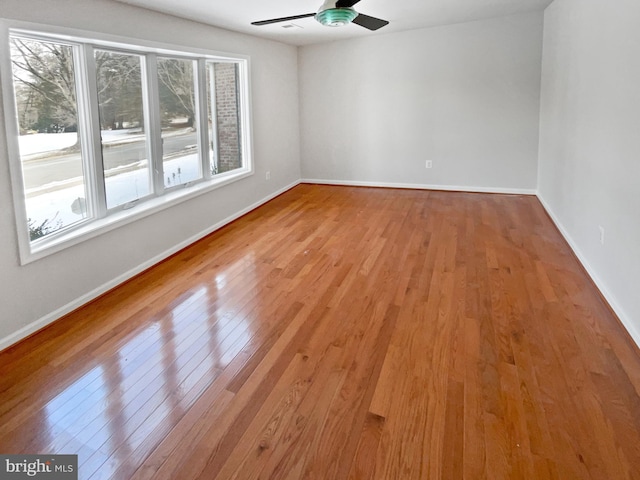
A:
[425,160,433,169]
[266,171,271,180]
[599,225,605,245]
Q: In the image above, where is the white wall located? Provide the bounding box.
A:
[298,12,543,193]
[538,0,640,343]
[0,0,301,347]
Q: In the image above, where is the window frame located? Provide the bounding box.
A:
[0,20,254,265]
[155,54,205,191]
[92,47,155,212]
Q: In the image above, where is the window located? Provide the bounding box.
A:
[10,36,90,238]
[2,26,252,262]
[157,56,201,188]
[95,49,152,210]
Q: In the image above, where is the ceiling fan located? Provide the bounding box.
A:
[251,0,389,31]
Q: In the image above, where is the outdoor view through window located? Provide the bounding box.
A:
[8,32,246,247]
[11,37,89,239]
[95,49,152,210]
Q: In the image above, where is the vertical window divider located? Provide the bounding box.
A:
[196,59,211,180]
[238,60,252,173]
[79,43,107,219]
[1,26,31,263]
[144,53,164,197]
[208,62,220,176]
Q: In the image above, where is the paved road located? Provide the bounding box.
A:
[23,132,198,189]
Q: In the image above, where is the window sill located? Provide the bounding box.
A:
[24,168,253,265]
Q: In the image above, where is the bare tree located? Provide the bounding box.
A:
[157,57,196,127]
[95,50,144,130]
[10,37,78,133]
[11,37,197,138]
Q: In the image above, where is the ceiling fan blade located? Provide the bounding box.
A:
[251,13,316,26]
[352,13,389,31]
[335,0,362,7]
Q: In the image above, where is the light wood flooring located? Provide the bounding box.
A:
[1,184,639,479]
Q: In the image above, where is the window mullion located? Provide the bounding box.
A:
[208,62,220,176]
[196,59,211,180]
[238,61,251,173]
[144,53,164,196]
[77,43,107,219]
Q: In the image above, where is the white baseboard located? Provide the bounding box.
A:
[301,178,537,196]
[537,194,639,348]
[0,181,301,352]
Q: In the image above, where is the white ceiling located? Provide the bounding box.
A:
[114,0,554,46]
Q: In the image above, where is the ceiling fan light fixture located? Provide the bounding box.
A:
[251,1,388,31]
[316,8,358,27]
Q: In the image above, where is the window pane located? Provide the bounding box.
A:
[10,36,89,241]
[157,57,201,188]
[95,50,151,209]
[207,62,243,175]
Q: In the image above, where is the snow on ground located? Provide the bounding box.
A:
[27,154,201,233]
[18,132,78,156]
[18,129,146,156]
[20,129,203,237]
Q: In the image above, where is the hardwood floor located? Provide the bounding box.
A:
[1,184,639,479]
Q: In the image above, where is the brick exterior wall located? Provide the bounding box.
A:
[214,63,241,173]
